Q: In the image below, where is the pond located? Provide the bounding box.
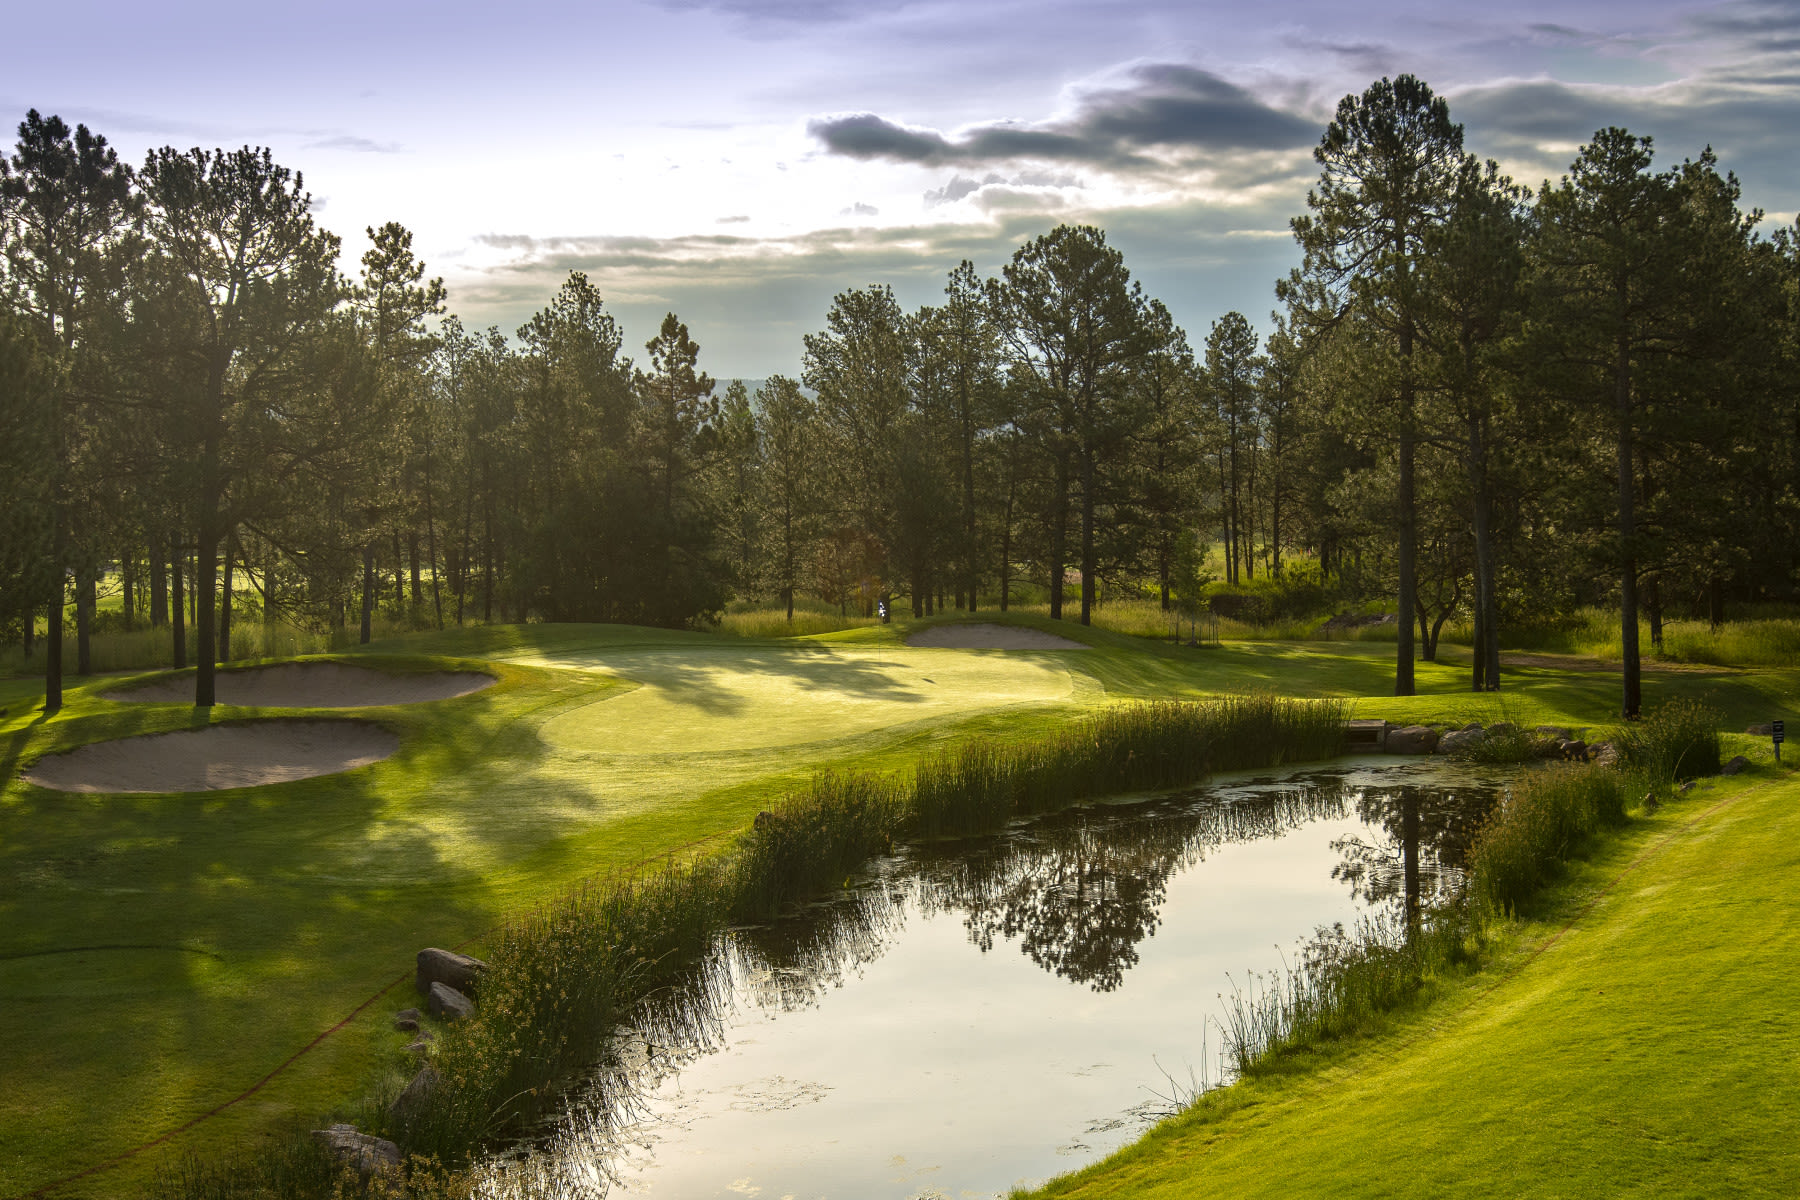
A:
[477,759,1510,1199]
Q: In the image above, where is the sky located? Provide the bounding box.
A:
[8,0,1799,377]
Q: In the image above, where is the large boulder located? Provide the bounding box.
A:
[1384,725,1439,755]
[1590,741,1620,768]
[311,1125,400,1176]
[391,1064,438,1118]
[1559,739,1589,762]
[427,981,474,1021]
[1436,727,1487,756]
[416,947,487,998]
[1722,755,1750,776]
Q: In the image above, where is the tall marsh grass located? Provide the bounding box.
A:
[1617,698,1723,784]
[1219,910,1472,1076]
[1465,764,1629,916]
[0,615,416,678]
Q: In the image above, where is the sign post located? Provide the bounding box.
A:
[1774,719,1785,765]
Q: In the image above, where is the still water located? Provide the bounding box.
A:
[480,760,1508,1200]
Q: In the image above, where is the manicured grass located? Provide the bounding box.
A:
[1019,765,1800,1199]
[2,616,1794,1197]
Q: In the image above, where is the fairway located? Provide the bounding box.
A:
[526,643,1079,753]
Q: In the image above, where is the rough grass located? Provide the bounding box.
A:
[1465,763,1630,916]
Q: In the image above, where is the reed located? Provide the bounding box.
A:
[1219,910,1468,1077]
[1616,698,1723,785]
[1464,763,1629,917]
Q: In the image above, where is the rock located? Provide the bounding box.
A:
[391,1064,438,1118]
[394,1008,421,1032]
[1721,755,1750,776]
[1436,728,1487,756]
[311,1124,400,1176]
[427,981,474,1021]
[1535,725,1573,742]
[1531,736,1564,759]
[416,947,486,998]
[406,1031,435,1056]
[1384,725,1439,755]
[1747,722,1775,736]
[1678,780,1695,794]
[1590,741,1620,768]
[1559,739,1589,762]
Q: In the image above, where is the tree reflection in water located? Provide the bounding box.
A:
[913,787,1347,992]
[477,767,1507,1197]
[1330,779,1502,922]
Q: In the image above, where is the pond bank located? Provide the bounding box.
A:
[1021,767,1800,1199]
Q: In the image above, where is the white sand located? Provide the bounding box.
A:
[22,720,400,793]
[906,624,1088,650]
[106,663,494,708]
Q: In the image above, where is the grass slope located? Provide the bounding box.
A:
[1023,768,1800,1199]
[1,617,1793,1197]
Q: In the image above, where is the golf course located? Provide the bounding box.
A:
[2,615,1794,1197]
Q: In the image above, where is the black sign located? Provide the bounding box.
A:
[1774,720,1785,744]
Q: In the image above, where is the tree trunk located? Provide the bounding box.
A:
[1079,445,1097,626]
[194,448,222,709]
[150,543,168,627]
[1647,574,1664,652]
[170,531,186,668]
[1048,451,1069,620]
[44,513,64,715]
[1394,376,1418,697]
[76,567,94,676]
[1470,409,1500,692]
[1615,333,1641,719]
[1708,574,1725,628]
[409,531,422,610]
[1000,474,1014,613]
[220,542,234,664]
[122,551,136,632]
[361,546,377,644]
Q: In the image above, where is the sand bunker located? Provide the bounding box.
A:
[106,663,494,708]
[906,624,1088,650]
[22,720,400,793]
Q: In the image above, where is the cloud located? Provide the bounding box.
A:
[923,170,1083,207]
[303,133,403,154]
[1452,73,1800,201]
[716,214,752,223]
[453,192,1302,378]
[652,0,912,24]
[808,63,1317,170]
[839,201,880,216]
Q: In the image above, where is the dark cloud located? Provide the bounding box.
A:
[1453,75,1800,202]
[809,63,1317,170]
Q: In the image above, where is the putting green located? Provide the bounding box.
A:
[519,644,1080,754]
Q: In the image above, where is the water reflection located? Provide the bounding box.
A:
[477,762,1506,1200]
